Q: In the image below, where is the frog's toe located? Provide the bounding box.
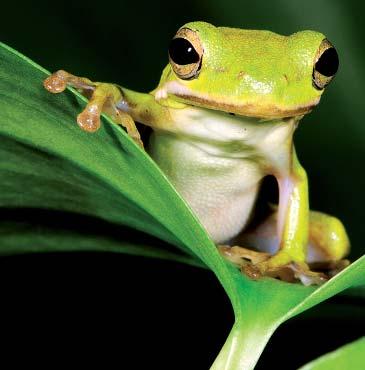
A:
[256,258,328,285]
[218,245,271,266]
[77,105,101,132]
[43,70,95,94]
[288,262,328,286]
[238,261,297,282]
[43,70,68,93]
[284,259,350,285]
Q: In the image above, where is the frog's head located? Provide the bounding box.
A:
[155,21,339,119]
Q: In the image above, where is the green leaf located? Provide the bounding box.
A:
[298,337,365,370]
[0,42,364,369]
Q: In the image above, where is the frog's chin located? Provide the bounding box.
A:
[154,80,320,119]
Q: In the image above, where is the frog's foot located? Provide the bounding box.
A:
[262,259,348,285]
[255,252,330,285]
[218,245,271,280]
[234,254,349,285]
[43,70,143,147]
[219,245,270,265]
[219,246,329,285]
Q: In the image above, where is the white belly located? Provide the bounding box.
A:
[147,106,295,244]
[148,132,264,243]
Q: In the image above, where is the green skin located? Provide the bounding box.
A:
[45,21,350,281]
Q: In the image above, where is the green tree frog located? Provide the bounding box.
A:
[44,21,350,284]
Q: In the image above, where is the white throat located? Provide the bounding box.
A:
[170,106,298,172]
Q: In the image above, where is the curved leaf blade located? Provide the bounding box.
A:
[298,337,365,370]
[0,41,225,271]
[0,42,364,370]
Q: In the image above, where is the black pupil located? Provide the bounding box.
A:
[169,38,200,65]
[315,47,339,77]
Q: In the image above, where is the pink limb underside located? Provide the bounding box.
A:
[237,211,334,264]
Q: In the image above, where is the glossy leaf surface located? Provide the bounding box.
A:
[0,43,364,369]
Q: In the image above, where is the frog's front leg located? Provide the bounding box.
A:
[44,70,144,147]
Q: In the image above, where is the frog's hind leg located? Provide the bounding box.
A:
[244,210,350,265]
[305,210,350,275]
[307,211,349,259]
[220,209,350,284]
[44,70,143,147]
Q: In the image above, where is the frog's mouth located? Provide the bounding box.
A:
[154,81,320,119]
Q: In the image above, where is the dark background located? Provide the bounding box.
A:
[1,0,365,368]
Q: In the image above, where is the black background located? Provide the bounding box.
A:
[1,0,365,368]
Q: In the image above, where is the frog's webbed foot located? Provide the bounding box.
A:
[219,245,270,264]
[44,70,143,148]
[218,246,347,285]
[219,245,272,280]
[265,259,347,285]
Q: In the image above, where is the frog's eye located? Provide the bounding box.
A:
[168,28,203,80]
[312,39,339,90]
